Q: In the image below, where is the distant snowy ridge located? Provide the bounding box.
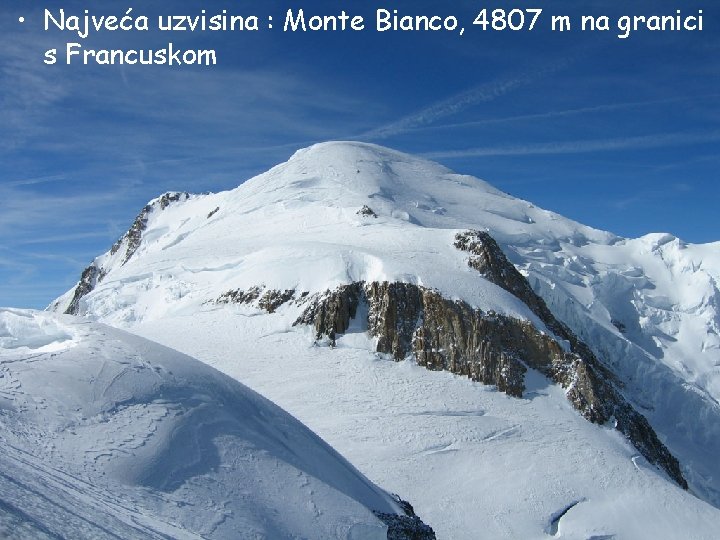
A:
[0,308,434,539]
[50,141,720,510]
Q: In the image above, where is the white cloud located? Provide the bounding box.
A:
[423,131,720,159]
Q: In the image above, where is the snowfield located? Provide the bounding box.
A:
[42,141,720,538]
[0,308,419,539]
[133,301,720,540]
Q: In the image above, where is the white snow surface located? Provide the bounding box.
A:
[0,308,402,539]
[49,141,720,536]
[134,302,720,540]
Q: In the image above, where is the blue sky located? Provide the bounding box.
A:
[1,0,718,308]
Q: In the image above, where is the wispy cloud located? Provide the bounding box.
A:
[610,183,696,211]
[13,232,114,246]
[362,57,576,140]
[0,255,36,274]
[424,131,720,159]
[0,27,69,151]
[6,174,67,187]
[0,19,379,171]
[0,183,134,239]
[399,94,720,134]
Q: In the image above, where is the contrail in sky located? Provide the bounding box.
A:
[363,56,576,140]
[423,131,720,158]
[400,94,720,134]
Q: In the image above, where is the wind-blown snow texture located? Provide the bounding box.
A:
[52,141,720,538]
[0,308,427,539]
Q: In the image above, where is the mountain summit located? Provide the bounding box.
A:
[51,141,720,538]
[54,141,617,322]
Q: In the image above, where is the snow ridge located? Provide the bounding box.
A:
[0,309,435,539]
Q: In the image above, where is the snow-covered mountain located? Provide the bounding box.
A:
[50,141,720,538]
[0,308,433,539]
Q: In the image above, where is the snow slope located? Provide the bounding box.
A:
[0,308,420,539]
[134,301,720,540]
[50,141,720,536]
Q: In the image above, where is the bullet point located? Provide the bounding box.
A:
[18,16,25,23]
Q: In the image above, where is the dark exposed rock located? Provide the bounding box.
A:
[157,192,188,210]
[454,230,618,386]
[207,206,220,219]
[64,264,105,315]
[358,205,378,218]
[258,289,295,313]
[374,512,436,540]
[454,230,553,320]
[217,287,264,306]
[61,193,191,315]
[111,192,190,265]
[611,319,627,333]
[295,284,362,340]
[392,496,418,519]
[217,287,296,314]
[296,282,564,398]
[366,282,423,362]
[374,495,436,540]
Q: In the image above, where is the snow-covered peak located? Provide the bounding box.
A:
[284,141,455,182]
[235,140,605,241]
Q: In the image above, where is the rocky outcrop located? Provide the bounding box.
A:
[454,230,555,321]
[297,283,563,396]
[64,264,105,315]
[453,230,607,371]
[111,192,190,265]
[374,496,436,540]
[217,287,298,314]
[374,512,436,540]
[217,286,264,306]
[358,205,378,218]
[452,232,675,444]
[61,192,191,315]
[258,289,296,313]
[292,230,688,489]
[295,283,362,340]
